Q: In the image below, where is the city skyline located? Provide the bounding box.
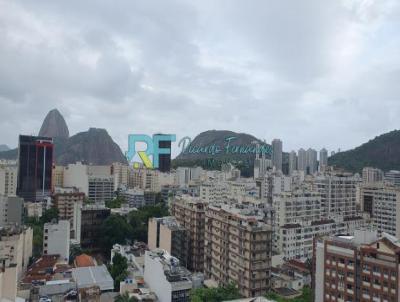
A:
[1,1,400,153]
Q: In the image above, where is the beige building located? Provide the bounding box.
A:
[0,161,17,196]
[111,162,129,191]
[128,167,160,192]
[52,165,65,190]
[0,227,33,301]
[170,195,206,272]
[204,203,272,298]
[148,216,189,268]
[53,188,84,243]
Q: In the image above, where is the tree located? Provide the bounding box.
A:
[100,215,133,250]
[190,283,241,302]
[106,196,125,209]
[127,203,169,242]
[109,253,128,291]
[40,207,59,224]
[115,292,138,302]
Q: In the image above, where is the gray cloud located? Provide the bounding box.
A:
[0,0,399,155]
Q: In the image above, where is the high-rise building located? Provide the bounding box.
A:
[288,151,297,175]
[170,195,206,272]
[271,139,283,172]
[111,162,129,191]
[148,216,189,268]
[314,230,400,302]
[319,148,328,170]
[297,148,307,172]
[88,176,114,204]
[43,220,70,261]
[158,138,172,173]
[362,167,383,183]
[313,173,360,219]
[306,148,318,175]
[52,165,65,190]
[359,183,400,237]
[80,204,110,250]
[53,188,84,243]
[204,203,272,297]
[0,161,17,196]
[17,135,54,202]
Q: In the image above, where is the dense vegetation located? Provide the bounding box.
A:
[265,287,312,302]
[190,283,241,302]
[99,203,169,253]
[329,129,400,173]
[108,253,128,291]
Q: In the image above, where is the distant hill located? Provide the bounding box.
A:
[0,109,127,166]
[173,130,272,176]
[57,128,127,165]
[329,130,400,173]
[0,145,10,152]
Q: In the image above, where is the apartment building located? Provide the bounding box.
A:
[0,195,23,227]
[111,162,129,191]
[144,249,193,302]
[0,227,33,301]
[362,167,383,184]
[359,183,400,238]
[148,216,189,268]
[81,204,111,250]
[52,165,65,189]
[273,189,321,227]
[170,195,206,272]
[53,188,84,243]
[315,229,400,302]
[313,173,361,219]
[204,203,272,298]
[128,167,160,192]
[278,216,365,261]
[43,220,70,261]
[257,170,291,204]
[88,176,114,204]
[0,161,17,196]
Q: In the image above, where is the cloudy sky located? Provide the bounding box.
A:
[1,0,400,155]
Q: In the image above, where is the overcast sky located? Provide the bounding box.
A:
[1,0,400,154]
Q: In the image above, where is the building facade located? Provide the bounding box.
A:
[204,203,272,297]
[170,196,206,272]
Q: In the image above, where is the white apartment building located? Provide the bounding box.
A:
[0,162,17,196]
[277,216,366,261]
[385,170,400,187]
[297,149,307,172]
[258,170,291,204]
[273,189,321,227]
[144,249,193,302]
[362,167,383,184]
[319,148,328,170]
[271,139,283,172]
[313,173,361,219]
[88,176,114,204]
[306,148,318,175]
[43,220,70,261]
[64,162,114,203]
[359,183,400,238]
[120,188,145,208]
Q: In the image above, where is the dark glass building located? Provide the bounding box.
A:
[158,139,172,172]
[17,135,54,202]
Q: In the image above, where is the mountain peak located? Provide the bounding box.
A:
[39,109,69,139]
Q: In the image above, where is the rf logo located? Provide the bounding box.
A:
[126,134,176,169]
